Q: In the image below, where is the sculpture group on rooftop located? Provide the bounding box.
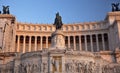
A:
[112,3,120,12]
[0,5,10,14]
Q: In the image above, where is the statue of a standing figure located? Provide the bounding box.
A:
[53,12,63,30]
[112,3,120,12]
[3,5,10,14]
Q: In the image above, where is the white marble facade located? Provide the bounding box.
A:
[14,12,120,54]
[0,12,120,73]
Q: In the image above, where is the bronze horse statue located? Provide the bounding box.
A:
[53,12,63,30]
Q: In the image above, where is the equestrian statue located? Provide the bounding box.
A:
[53,12,63,30]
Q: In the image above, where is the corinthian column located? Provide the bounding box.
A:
[46,36,48,48]
[90,35,93,52]
[29,36,31,52]
[41,36,43,50]
[96,34,99,51]
[23,36,26,53]
[85,35,87,51]
[68,36,70,48]
[79,35,82,51]
[73,36,76,50]
[35,36,37,51]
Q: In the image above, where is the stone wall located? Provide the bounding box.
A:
[0,14,16,52]
[0,50,120,73]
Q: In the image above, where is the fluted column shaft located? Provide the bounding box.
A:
[90,35,93,52]
[41,36,43,50]
[23,36,26,53]
[96,34,99,51]
[73,36,76,50]
[79,36,82,51]
[29,36,31,52]
[102,34,105,50]
[85,35,87,51]
[35,36,37,51]
[68,36,70,48]
[46,36,48,48]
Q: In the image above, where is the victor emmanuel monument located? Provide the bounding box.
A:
[0,3,120,73]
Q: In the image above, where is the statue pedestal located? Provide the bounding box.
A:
[50,30,66,50]
[48,50,65,73]
[48,29,65,73]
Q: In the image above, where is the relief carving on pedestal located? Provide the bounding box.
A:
[65,60,100,73]
[52,56,62,73]
[14,61,42,73]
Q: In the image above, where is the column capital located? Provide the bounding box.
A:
[17,35,20,37]
[45,36,49,38]
[67,35,70,36]
[83,34,87,36]
[29,35,32,37]
[78,35,82,36]
[90,34,92,36]
[40,36,43,38]
[95,34,98,35]
[23,35,26,37]
[34,35,37,37]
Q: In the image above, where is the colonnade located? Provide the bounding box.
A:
[16,33,109,53]
[65,33,108,52]
[16,36,50,53]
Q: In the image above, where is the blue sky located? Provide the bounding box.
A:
[0,0,120,24]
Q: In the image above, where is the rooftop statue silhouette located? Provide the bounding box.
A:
[2,5,10,14]
[112,3,120,12]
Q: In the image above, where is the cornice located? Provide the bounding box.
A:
[0,14,15,19]
[17,21,106,26]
